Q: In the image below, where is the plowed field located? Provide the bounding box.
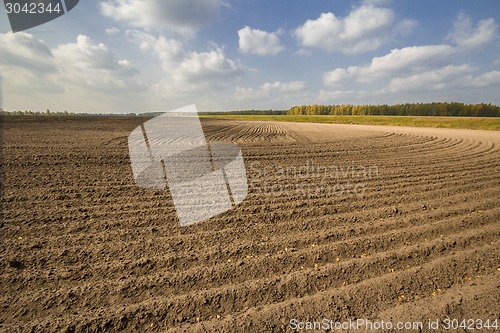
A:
[1,116,499,332]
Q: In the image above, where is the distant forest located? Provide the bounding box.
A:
[0,109,289,117]
[1,102,499,117]
[0,109,138,117]
[202,109,288,115]
[288,102,500,117]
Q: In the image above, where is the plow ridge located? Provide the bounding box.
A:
[1,118,499,332]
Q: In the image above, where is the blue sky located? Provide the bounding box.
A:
[0,0,499,113]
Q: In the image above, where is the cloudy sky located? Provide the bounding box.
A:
[0,0,499,113]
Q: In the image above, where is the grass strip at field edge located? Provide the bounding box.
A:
[200,115,500,131]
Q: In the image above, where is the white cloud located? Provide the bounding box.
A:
[238,26,285,56]
[127,31,244,85]
[323,68,350,85]
[54,35,134,74]
[386,64,474,92]
[99,0,228,36]
[385,67,500,93]
[125,30,247,107]
[175,47,245,82]
[126,30,183,70]
[0,32,143,100]
[106,27,120,36]
[294,48,312,56]
[0,33,60,95]
[235,81,306,101]
[294,2,413,54]
[323,44,456,85]
[233,86,264,101]
[343,3,394,40]
[397,18,419,36]
[449,13,498,49]
[261,81,305,92]
[318,89,357,102]
[321,33,500,103]
[52,35,142,92]
[471,71,500,87]
[359,44,456,81]
[0,32,56,74]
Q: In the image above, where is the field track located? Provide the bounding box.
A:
[1,117,499,332]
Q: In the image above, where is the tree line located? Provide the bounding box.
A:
[203,109,288,115]
[0,109,138,117]
[0,109,289,117]
[288,102,500,117]
[2,103,499,117]
[0,109,74,116]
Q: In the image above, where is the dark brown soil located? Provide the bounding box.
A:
[1,116,499,332]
